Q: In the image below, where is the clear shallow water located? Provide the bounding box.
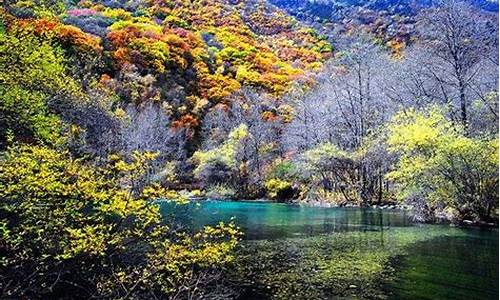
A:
[389,234,498,300]
[159,200,499,299]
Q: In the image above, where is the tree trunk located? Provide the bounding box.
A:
[460,82,468,130]
[378,169,383,205]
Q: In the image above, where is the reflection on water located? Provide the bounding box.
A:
[160,200,411,239]
[158,200,498,299]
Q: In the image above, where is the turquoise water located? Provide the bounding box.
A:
[159,200,499,299]
[161,200,411,239]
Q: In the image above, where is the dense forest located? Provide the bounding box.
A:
[0,0,498,298]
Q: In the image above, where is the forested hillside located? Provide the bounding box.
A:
[271,0,499,56]
[0,0,498,298]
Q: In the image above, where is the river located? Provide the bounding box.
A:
[159,200,498,299]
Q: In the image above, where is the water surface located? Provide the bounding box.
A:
[161,200,411,239]
[159,200,498,299]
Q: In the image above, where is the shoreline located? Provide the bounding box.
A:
[182,197,499,228]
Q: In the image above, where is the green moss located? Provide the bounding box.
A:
[227,227,470,299]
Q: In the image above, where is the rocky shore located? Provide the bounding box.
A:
[297,199,412,211]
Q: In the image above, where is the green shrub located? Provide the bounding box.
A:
[206,183,237,200]
[265,178,293,200]
[0,144,240,298]
[387,108,499,221]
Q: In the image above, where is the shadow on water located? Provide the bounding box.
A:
[387,229,499,300]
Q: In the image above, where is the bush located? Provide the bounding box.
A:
[0,144,240,298]
[267,160,297,180]
[206,184,237,200]
[387,108,499,222]
[265,178,294,200]
[301,143,359,203]
[0,28,78,147]
[192,124,248,189]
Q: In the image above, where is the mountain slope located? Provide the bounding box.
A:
[2,0,331,135]
[269,0,499,55]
